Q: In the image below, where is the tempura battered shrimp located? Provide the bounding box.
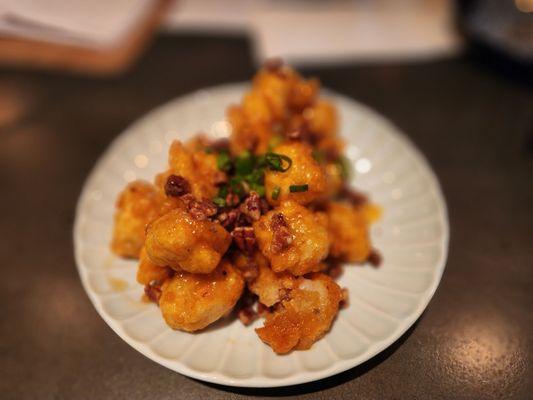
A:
[145,207,231,274]
[264,142,327,206]
[253,201,330,275]
[327,201,371,263]
[155,140,223,199]
[111,181,165,258]
[256,273,342,354]
[159,260,244,332]
[136,247,173,286]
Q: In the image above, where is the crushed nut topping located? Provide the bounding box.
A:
[144,281,163,304]
[231,226,257,254]
[368,249,382,267]
[217,208,246,231]
[327,263,343,279]
[213,171,228,186]
[240,191,262,222]
[225,192,240,207]
[257,302,270,317]
[340,288,349,309]
[341,186,368,207]
[208,138,230,152]
[259,198,271,214]
[187,197,218,221]
[238,306,258,326]
[270,213,293,253]
[164,174,191,197]
[241,261,259,283]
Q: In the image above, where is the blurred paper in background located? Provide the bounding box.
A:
[164,0,462,65]
[0,0,154,48]
[0,0,468,72]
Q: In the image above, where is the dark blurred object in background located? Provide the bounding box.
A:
[458,0,533,80]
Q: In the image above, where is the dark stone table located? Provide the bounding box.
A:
[1,35,532,399]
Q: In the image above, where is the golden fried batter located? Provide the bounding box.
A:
[155,140,222,199]
[159,260,244,332]
[227,101,275,155]
[111,180,165,258]
[136,247,173,286]
[304,100,337,139]
[249,261,295,307]
[256,273,342,354]
[327,201,371,263]
[229,65,320,155]
[324,161,345,198]
[264,142,327,206]
[145,207,231,274]
[254,201,330,275]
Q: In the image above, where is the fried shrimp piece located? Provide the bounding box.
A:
[136,247,173,286]
[289,77,319,111]
[327,201,371,263]
[155,140,223,199]
[253,201,330,275]
[304,100,337,140]
[252,68,293,120]
[264,142,327,206]
[323,161,345,198]
[159,260,244,332]
[145,207,231,274]
[228,99,276,155]
[256,273,342,354]
[303,100,344,157]
[228,64,318,155]
[111,180,165,258]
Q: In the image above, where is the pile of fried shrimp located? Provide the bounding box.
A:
[110,60,381,354]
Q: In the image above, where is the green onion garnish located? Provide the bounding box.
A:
[272,186,281,200]
[235,150,254,175]
[336,156,352,180]
[229,177,245,196]
[267,135,283,151]
[212,197,226,207]
[216,151,232,171]
[289,184,308,193]
[250,183,266,197]
[246,169,264,186]
[258,152,292,172]
[218,185,229,199]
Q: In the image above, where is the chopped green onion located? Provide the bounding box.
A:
[258,152,292,172]
[216,151,232,171]
[218,185,229,198]
[213,197,226,207]
[235,150,254,175]
[336,156,352,180]
[267,135,283,151]
[271,186,281,200]
[289,184,309,193]
[229,177,244,196]
[245,169,264,186]
[250,183,266,197]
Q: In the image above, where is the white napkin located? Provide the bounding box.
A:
[0,0,154,48]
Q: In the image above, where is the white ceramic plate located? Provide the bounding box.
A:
[74,84,449,387]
